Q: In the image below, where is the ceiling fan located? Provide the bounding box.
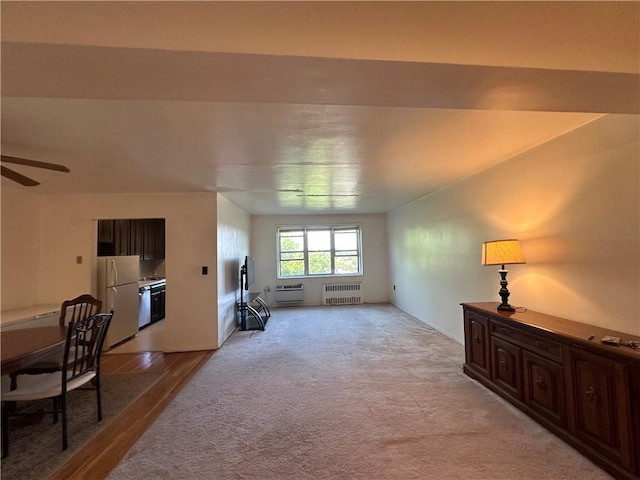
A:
[1,155,70,187]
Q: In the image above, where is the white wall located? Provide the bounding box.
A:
[2,191,219,351]
[251,214,389,306]
[388,114,640,342]
[217,194,250,346]
[1,185,43,310]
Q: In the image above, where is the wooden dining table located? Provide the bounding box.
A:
[1,325,67,376]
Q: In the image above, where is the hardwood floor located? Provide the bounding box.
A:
[47,350,213,480]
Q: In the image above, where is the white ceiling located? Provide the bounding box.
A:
[1,2,638,215]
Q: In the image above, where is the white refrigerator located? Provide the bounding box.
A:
[97,255,140,348]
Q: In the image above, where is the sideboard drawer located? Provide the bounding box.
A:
[490,320,563,362]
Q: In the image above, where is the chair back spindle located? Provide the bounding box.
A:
[63,313,112,387]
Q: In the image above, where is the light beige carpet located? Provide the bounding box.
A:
[109,304,611,479]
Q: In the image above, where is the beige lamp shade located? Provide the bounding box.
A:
[481,239,525,266]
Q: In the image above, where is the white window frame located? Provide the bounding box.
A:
[277,225,362,279]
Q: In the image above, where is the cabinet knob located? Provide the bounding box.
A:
[473,335,481,344]
[585,386,599,404]
[499,354,509,370]
[536,341,548,350]
[536,377,547,390]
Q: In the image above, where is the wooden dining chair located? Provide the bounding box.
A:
[9,294,102,390]
[1,312,113,458]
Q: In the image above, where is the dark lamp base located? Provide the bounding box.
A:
[497,303,515,312]
[496,267,515,313]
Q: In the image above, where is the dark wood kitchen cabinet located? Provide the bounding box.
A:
[98,218,165,258]
[154,219,165,259]
[130,219,145,257]
[97,219,130,257]
[97,219,114,256]
[114,219,130,256]
[462,302,640,480]
[143,218,165,260]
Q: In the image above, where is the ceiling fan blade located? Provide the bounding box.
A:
[1,155,70,172]
[1,165,40,186]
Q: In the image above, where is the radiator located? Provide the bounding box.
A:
[322,282,363,305]
[275,284,304,304]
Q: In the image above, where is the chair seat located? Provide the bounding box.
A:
[1,371,96,402]
[9,347,80,391]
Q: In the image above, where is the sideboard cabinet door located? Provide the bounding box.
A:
[464,311,490,379]
[565,347,634,470]
[490,335,522,400]
[523,350,565,427]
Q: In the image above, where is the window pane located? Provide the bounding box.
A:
[280,260,305,276]
[280,233,304,252]
[335,230,358,251]
[308,230,330,251]
[309,252,331,274]
[335,255,359,274]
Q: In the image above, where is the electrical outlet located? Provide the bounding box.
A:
[264,285,271,293]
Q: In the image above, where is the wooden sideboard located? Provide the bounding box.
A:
[462,302,640,480]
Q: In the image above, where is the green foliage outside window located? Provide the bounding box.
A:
[280,235,304,276]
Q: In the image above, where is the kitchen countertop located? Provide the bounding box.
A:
[138,279,166,288]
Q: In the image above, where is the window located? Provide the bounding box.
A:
[278,226,362,278]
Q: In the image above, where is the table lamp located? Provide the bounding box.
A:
[482,239,525,312]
